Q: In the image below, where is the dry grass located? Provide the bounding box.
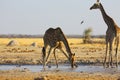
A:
[0,38,43,47]
[0,38,119,65]
[0,37,105,45]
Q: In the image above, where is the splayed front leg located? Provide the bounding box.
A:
[53,48,58,68]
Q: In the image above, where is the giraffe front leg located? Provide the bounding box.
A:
[109,41,113,68]
[53,48,58,68]
[104,43,108,68]
[108,50,113,68]
[59,49,69,60]
[59,49,73,67]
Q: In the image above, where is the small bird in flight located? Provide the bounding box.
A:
[80,20,84,24]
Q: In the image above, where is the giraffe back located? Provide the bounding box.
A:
[43,27,61,47]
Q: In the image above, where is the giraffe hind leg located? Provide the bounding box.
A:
[42,47,46,70]
[115,38,119,67]
[115,48,118,67]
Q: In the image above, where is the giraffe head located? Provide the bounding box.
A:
[90,0,100,10]
[70,53,75,68]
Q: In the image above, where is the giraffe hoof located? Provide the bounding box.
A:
[74,64,78,68]
[106,65,109,68]
[56,65,58,68]
[111,66,115,68]
[48,65,51,68]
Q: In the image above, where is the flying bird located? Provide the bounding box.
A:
[80,20,84,24]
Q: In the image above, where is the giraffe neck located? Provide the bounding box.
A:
[59,30,72,56]
[62,36,71,53]
[99,3,107,19]
[99,3,117,34]
[99,3,113,25]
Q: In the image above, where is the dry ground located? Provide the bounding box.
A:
[0,68,120,80]
[0,38,120,80]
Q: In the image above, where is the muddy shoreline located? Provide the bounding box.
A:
[0,68,120,80]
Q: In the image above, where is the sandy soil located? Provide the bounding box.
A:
[0,38,120,80]
[0,69,120,80]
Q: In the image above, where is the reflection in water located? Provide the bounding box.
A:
[0,65,120,73]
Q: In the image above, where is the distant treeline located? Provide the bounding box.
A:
[0,34,105,38]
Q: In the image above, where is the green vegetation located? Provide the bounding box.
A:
[83,28,92,43]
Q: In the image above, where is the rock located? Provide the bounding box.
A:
[34,77,47,80]
[30,42,37,47]
[7,40,19,46]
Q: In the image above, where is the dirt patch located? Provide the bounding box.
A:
[0,69,120,80]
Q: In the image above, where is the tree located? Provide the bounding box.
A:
[83,28,92,43]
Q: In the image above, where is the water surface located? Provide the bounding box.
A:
[0,65,120,73]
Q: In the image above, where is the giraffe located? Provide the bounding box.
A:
[90,0,120,68]
[42,27,76,70]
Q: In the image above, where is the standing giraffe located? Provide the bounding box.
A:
[42,27,76,70]
[90,0,120,68]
